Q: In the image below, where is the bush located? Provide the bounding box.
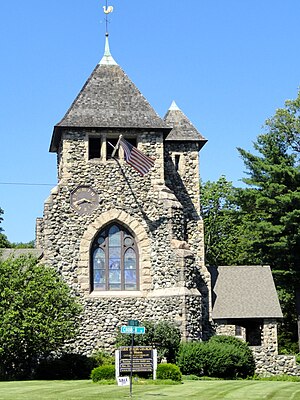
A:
[156,363,182,382]
[91,365,115,382]
[36,353,94,380]
[177,341,207,375]
[177,335,255,379]
[90,350,114,367]
[207,335,255,378]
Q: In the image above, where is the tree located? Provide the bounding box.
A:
[200,176,258,266]
[264,92,300,155]
[237,91,300,351]
[0,207,10,248]
[0,254,82,380]
[10,240,35,249]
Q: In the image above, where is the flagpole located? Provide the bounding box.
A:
[111,134,123,158]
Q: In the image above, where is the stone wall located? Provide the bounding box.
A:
[164,141,210,339]
[214,322,246,340]
[40,129,208,353]
[252,347,300,376]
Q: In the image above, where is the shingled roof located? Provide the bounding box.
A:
[0,248,43,260]
[164,101,207,147]
[50,37,169,152]
[209,266,283,319]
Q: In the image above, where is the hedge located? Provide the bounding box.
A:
[177,336,255,379]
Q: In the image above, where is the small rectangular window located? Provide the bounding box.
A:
[126,138,137,147]
[89,137,101,159]
[106,137,137,159]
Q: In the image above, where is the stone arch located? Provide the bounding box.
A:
[78,209,151,295]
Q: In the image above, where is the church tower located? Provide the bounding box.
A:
[37,34,209,353]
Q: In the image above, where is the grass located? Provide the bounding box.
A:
[0,380,300,399]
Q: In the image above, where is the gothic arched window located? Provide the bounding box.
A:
[91,224,139,291]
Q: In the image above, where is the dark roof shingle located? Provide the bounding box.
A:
[209,265,283,319]
[164,102,207,146]
[0,248,43,260]
[50,63,169,152]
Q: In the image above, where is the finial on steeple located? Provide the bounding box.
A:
[99,2,117,65]
[100,34,117,65]
[169,100,181,111]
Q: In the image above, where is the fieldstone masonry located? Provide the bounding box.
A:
[38,124,207,352]
[34,40,291,375]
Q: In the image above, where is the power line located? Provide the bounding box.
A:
[0,182,55,187]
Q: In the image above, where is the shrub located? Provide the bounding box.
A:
[90,350,114,367]
[156,363,182,382]
[36,353,94,380]
[207,335,255,378]
[153,321,181,363]
[177,335,255,379]
[91,365,115,382]
[176,341,207,375]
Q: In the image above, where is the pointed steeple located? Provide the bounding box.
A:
[99,34,117,66]
[164,101,207,148]
[49,37,169,152]
[168,100,180,111]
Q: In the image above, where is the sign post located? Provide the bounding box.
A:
[129,333,134,397]
[120,320,146,398]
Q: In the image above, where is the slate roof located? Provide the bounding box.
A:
[209,266,283,319]
[164,101,207,147]
[50,40,170,152]
[0,248,43,260]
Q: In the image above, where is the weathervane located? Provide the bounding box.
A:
[103,0,114,36]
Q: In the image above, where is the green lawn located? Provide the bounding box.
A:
[0,380,300,400]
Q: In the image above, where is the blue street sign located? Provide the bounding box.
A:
[121,326,146,335]
[128,319,139,327]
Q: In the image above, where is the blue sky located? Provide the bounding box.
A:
[0,0,300,243]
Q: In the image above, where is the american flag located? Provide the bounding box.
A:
[119,137,155,176]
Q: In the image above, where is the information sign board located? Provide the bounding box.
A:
[119,346,153,373]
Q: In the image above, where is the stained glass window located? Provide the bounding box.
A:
[91,224,139,291]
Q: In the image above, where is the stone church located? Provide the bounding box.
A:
[13,32,297,374]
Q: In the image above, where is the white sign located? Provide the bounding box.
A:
[117,376,130,386]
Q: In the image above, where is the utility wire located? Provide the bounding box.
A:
[0,182,55,187]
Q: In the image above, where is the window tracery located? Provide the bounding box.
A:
[91,223,138,291]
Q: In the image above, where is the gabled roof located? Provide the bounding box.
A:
[164,101,207,148]
[209,266,283,319]
[50,37,169,152]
